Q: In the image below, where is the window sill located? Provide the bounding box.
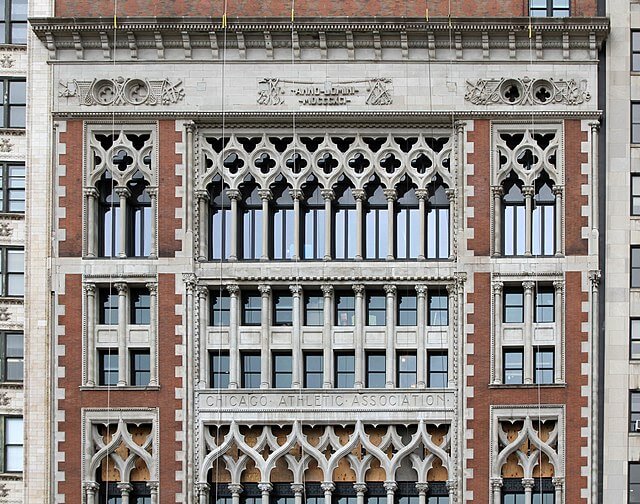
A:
[0,382,22,389]
[489,382,565,388]
[0,472,22,480]
[80,385,161,391]
[0,213,23,220]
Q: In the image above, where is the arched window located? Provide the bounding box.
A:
[334,177,357,260]
[127,171,151,257]
[271,179,294,260]
[240,180,262,260]
[533,174,555,256]
[97,172,119,258]
[396,180,420,259]
[427,177,450,259]
[503,173,525,256]
[364,178,387,260]
[209,176,231,260]
[302,179,325,260]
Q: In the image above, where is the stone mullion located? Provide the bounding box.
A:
[415,483,428,504]
[290,284,302,388]
[146,282,158,386]
[523,281,534,384]
[415,285,427,388]
[492,186,503,256]
[115,186,130,258]
[227,189,240,261]
[115,282,128,386]
[259,483,273,504]
[197,482,211,504]
[321,482,334,504]
[146,482,159,504]
[384,284,396,388]
[493,282,503,384]
[259,189,272,261]
[384,189,397,260]
[321,189,334,260]
[446,282,456,387]
[383,482,397,504]
[198,286,209,389]
[445,188,455,259]
[229,484,243,504]
[415,189,428,261]
[84,283,97,386]
[353,189,365,260]
[553,280,564,383]
[354,483,367,504]
[117,482,133,504]
[553,185,563,256]
[291,190,303,260]
[490,478,503,504]
[291,484,304,504]
[523,185,534,256]
[84,482,100,504]
[353,284,365,388]
[259,284,271,388]
[227,284,240,388]
[147,187,158,259]
[84,187,99,258]
[322,285,333,388]
[196,190,210,261]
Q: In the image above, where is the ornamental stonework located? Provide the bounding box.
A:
[465,76,590,105]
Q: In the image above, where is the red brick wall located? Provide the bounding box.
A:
[564,120,589,256]
[57,274,183,501]
[158,121,182,257]
[54,0,597,18]
[467,120,491,256]
[58,121,84,257]
[466,271,588,501]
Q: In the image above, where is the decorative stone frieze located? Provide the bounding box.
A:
[465,77,590,106]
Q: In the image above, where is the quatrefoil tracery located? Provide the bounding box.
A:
[88,130,154,187]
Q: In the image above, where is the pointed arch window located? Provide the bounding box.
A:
[334,178,357,260]
[427,178,450,259]
[127,172,151,258]
[303,180,325,260]
[365,179,388,260]
[97,173,120,258]
[396,181,420,259]
[240,181,262,260]
[503,174,526,256]
[532,175,555,256]
[272,179,294,260]
[209,176,232,260]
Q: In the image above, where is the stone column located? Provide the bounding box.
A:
[446,282,456,387]
[197,285,209,388]
[354,483,367,504]
[291,284,302,387]
[492,186,504,256]
[553,185,563,256]
[227,189,241,261]
[523,281,534,384]
[291,189,303,260]
[552,476,564,504]
[259,483,273,504]
[118,483,133,504]
[197,482,211,504]
[321,189,334,260]
[522,478,534,504]
[553,280,564,383]
[415,285,427,387]
[445,188,456,259]
[85,481,100,504]
[384,188,397,260]
[227,284,240,388]
[291,484,304,504]
[147,187,158,259]
[146,282,158,386]
[523,185,534,256]
[384,284,396,388]
[321,482,335,504]
[185,123,195,236]
[84,187,99,258]
[589,121,599,243]
[415,483,428,504]
[490,478,503,504]
[415,189,428,261]
[322,284,334,388]
[383,481,397,504]
[115,282,128,386]
[147,481,159,504]
[84,284,97,386]
[493,282,503,384]
[353,189,365,260]
[115,186,130,258]
[259,284,271,388]
[353,284,365,388]
[589,270,601,504]
[196,189,210,261]
[446,480,457,502]
[229,483,243,504]
[258,189,273,261]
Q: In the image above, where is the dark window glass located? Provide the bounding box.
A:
[241,183,263,260]
[630,462,640,503]
[367,293,386,326]
[336,293,355,326]
[634,32,640,72]
[427,182,450,259]
[529,0,569,17]
[633,174,640,216]
[396,184,420,259]
[366,352,386,388]
[534,347,554,384]
[127,175,151,257]
[130,350,150,386]
[273,353,292,388]
[4,417,22,473]
[241,353,261,388]
[365,183,388,259]
[0,247,23,296]
[632,319,640,360]
[273,292,293,326]
[334,181,357,259]
[504,288,524,323]
[633,246,640,288]
[531,495,554,504]
[0,163,24,213]
[397,293,417,326]
[532,179,555,256]
[428,291,448,326]
[335,352,355,388]
[502,494,525,504]
[427,499,449,504]
[3,332,22,381]
[242,293,261,326]
[397,351,417,388]
[304,293,323,326]
[634,103,640,145]
[98,350,118,386]
[272,181,295,260]
[428,351,448,388]
[210,352,230,388]
[97,172,120,258]
[366,496,386,504]
[130,288,150,325]
[209,178,232,260]
[211,291,231,326]
[504,348,524,385]
[304,352,323,388]
[503,179,525,256]
[99,289,118,325]
[303,184,325,260]
[0,0,27,44]
[0,80,26,128]
[631,391,640,432]
[535,286,554,323]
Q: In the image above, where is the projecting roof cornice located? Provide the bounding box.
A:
[31,16,608,62]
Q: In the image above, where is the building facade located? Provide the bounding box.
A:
[25,1,606,503]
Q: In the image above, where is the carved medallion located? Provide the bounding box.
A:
[0,54,14,68]
[0,138,13,153]
[465,76,590,106]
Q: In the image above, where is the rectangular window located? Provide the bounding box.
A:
[272,352,293,388]
[634,32,640,72]
[367,293,386,326]
[504,348,524,385]
[535,286,554,323]
[4,417,22,472]
[242,293,261,326]
[129,288,150,325]
[273,292,293,326]
[428,351,448,388]
[0,247,23,297]
[210,352,230,388]
[304,293,323,326]
[397,351,417,388]
[504,288,525,323]
[211,291,231,326]
[428,291,448,326]
[529,0,569,17]
[0,163,24,213]
[630,462,640,503]
[633,247,640,288]
[634,103,640,144]
[335,352,355,388]
[534,347,554,384]
[335,293,355,326]
[99,288,118,325]
[397,293,417,326]
[0,0,26,44]
[98,349,118,386]
[304,352,323,388]
[241,352,261,388]
[632,391,640,432]
[0,79,25,128]
[366,352,386,388]
[633,175,640,216]
[130,350,150,386]
[632,319,640,360]
[2,332,21,382]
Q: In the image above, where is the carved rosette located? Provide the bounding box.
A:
[465,76,590,106]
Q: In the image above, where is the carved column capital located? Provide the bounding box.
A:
[258,482,273,494]
[258,189,273,201]
[588,120,600,132]
[197,285,209,299]
[446,282,456,295]
[490,477,503,490]
[552,185,563,196]
[445,188,456,201]
[258,284,271,297]
[115,186,131,199]
[552,477,564,488]
[522,185,535,198]
[455,120,466,133]
[415,189,429,200]
[414,483,429,494]
[195,189,210,202]
[290,484,304,494]
[415,284,427,296]
[146,481,159,492]
[321,482,335,493]
[383,284,396,296]
[553,280,564,292]
[145,282,158,294]
[445,479,457,492]
[117,483,133,495]
[84,187,99,199]
[353,483,368,494]
[226,283,240,296]
[289,189,304,201]
[321,284,334,297]
[114,282,128,294]
[383,481,397,493]
[589,270,601,290]
[352,284,365,296]
[521,478,535,490]
[321,189,335,201]
[228,483,244,495]
[491,186,504,198]
[183,273,197,292]
[383,188,397,202]
[146,186,158,198]
[226,188,241,200]
[83,283,97,295]
[84,481,100,494]
[196,482,211,495]
[522,281,535,291]
[289,284,303,296]
[492,281,504,294]
[352,189,366,201]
